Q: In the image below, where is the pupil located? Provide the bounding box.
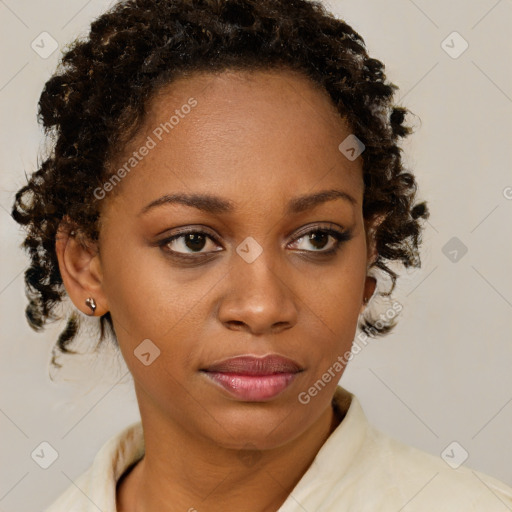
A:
[185,233,206,252]
[309,232,328,250]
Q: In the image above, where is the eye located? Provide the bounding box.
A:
[158,229,222,257]
[288,226,352,254]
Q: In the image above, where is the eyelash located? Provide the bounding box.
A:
[156,224,353,263]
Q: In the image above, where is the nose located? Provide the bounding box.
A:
[217,249,299,335]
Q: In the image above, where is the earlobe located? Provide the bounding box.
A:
[55,224,109,317]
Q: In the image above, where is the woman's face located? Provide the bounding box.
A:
[89,68,375,449]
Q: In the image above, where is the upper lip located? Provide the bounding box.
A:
[202,355,303,375]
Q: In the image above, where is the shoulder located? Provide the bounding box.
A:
[43,421,144,512]
[313,388,512,511]
[365,427,512,510]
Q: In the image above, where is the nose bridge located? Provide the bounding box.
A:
[218,239,298,333]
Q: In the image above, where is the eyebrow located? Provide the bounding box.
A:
[138,188,357,217]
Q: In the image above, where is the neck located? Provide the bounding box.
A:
[117,394,344,512]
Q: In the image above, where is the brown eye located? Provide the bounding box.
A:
[289,227,352,253]
[159,230,223,256]
[306,231,330,250]
[179,233,208,252]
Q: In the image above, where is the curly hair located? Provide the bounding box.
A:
[11,0,429,369]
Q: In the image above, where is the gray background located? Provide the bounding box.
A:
[1,0,511,510]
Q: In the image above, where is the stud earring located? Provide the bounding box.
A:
[85,297,97,315]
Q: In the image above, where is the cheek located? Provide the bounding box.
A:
[100,239,210,335]
[100,243,222,384]
[301,243,367,364]
[308,244,366,324]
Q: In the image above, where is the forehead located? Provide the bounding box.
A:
[106,68,364,213]
[144,67,352,149]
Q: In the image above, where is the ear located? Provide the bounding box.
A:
[55,219,109,317]
[360,213,385,313]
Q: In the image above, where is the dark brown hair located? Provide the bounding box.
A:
[11,0,429,368]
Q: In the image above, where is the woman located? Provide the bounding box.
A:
[12,0,512,510]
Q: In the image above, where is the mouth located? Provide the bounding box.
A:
[200,354,304,401]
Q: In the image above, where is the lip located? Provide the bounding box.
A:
[203,354,303,375]
[201,355,304,401]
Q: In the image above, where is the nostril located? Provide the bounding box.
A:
[227,320,245,329]
[271,322,292,334]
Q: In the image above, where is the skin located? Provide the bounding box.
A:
[55,68,378,512]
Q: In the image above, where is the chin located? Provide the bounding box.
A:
[200,402,312,450]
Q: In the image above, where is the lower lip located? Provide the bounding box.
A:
[202,371,299,401]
